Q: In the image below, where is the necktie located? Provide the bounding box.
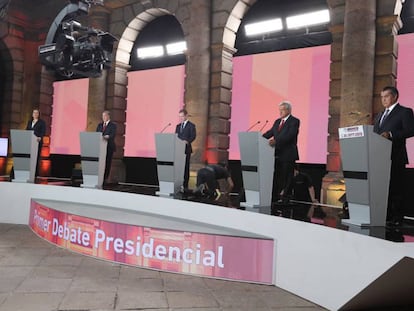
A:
[380,109,389,126]
[103,122,107,132]
[181,122,185,132]
[278,119,285,131]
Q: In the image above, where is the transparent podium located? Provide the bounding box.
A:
[10,129,39,183]
[80,132,107,189]
[239,131,274,214]
[155,133,185,197]
[339,125,392,227]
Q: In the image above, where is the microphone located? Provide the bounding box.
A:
[160,123,171,133]
[352,114,371,126]
[258,120,269,132]
[246,120,261,132]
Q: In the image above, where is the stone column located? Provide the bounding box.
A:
[374,0,403,115]
[86,6,111,131]
[182,0,211,184]
[207,43,234,164]
[322,0,346,205]
[323,0,377,206]
[105,61,129,183]
[340,0,376,127]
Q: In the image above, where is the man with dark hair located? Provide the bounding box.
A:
[373,86,414,226]
[263,100,300,203]
[96,110,117,182]
[195,163,234,200]
[175,108,196,190]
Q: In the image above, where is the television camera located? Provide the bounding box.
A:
[38,0,117,78]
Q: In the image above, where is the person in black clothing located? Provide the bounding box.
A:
[194,163,234,200]
[285,165,318,222]
[175,108,196,190]
[26,108,46,177]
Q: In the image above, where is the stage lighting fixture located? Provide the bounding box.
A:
[166,41,187,55]
[245,18,283,36]
[38,0,117,78]
[137,45,164,59]
[286,9,330,29]
[39,20,117,78]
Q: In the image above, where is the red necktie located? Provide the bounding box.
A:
[278,119,285,131]
[102,122,107,132]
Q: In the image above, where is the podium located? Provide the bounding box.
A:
[10,130,39,183]
[339,125,392,227]
[239,131,274,214]
[155,133,185,197]
[80,132,107,189]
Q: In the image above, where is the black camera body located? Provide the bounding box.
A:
[38,0,117,78]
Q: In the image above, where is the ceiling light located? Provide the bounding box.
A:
[137,45,164,59]
[245,18,283,36]
[166,41,187,55]
[286,9,330,29]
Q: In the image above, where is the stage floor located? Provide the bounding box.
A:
[38,178,414,244]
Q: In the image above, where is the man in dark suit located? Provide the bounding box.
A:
[26,108,46,177]
[96,110,117,181]
[263,101,300,203]
[373,86,414,226]
[175,108,196,190]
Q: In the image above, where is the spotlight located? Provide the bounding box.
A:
[245,18,283,36]
[286,9,330,29]
[137,45,164,59]
[166,41,187,55]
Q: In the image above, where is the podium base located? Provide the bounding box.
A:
[155,191,174,198]
[241,202,271,215]
[342,219,370,227]
[12,179,31,183]
[81,184,102,189]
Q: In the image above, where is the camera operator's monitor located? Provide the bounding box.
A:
[0,138,8,157]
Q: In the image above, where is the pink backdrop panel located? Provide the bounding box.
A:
[230,45,330,163]
[50,79,89,154]
[397,34,414,168]
[125,65,185,157]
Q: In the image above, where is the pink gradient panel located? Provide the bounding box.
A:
[397,34,414,168]
[230,46,330,163]
[50,79,89,154]
[29,200,274,284]
[125,66,185,157]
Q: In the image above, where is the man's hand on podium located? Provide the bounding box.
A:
[268,138,275,147]
[103,135,110,140]
[380,131,391,139]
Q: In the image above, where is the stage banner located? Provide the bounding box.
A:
[29,200,274,284]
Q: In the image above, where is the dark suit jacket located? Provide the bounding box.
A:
[373,103,414,165]
[175,120,196,154]
[263,115,300,161]
[26,119,46,142]
[96,121,117,152]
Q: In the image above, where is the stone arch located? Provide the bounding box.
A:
[207,0,258,163]
[106,2,187,181]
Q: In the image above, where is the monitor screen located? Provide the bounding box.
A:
[0,138,8,157]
